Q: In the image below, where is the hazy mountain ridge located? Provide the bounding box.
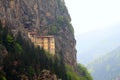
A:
[76,26,120,64]
[87,47,120,80]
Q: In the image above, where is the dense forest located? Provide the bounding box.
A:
[0,21,92,80]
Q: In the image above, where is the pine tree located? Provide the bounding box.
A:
[0,21,2,43]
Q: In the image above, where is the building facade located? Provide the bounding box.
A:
[28,31,55,55]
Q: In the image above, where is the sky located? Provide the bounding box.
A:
[64,0,120,35]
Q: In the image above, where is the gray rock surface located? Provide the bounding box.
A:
[0,0,76,67]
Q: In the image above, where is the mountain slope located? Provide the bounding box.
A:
[76,26,120,64]
[87,47,120,80]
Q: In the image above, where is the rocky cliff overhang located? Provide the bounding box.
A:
[0,0,76,67]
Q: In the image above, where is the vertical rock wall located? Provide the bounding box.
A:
[0,0,77,67]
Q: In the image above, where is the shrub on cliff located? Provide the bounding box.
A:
[66,64,93,80]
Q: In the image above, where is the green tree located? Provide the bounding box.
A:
[0,21,2,43]
[49,25,57,35]
[15,43,23,54]
[77,64,93,80]
[0,75,7,80]
[6,34,15,52]
[0,20,2,31]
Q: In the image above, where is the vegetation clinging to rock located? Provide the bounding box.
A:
[0,21,68,80]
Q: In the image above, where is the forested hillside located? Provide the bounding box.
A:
[0,21,68,80]
[0,21,92,80]
[76,26,120,64]
[88,47,120,80]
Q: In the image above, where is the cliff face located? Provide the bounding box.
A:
[0,0,76,67]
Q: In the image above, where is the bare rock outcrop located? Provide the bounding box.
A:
[0,0,76,67]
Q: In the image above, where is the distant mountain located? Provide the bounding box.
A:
[87,47,120,80]
[76,26,120,64]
